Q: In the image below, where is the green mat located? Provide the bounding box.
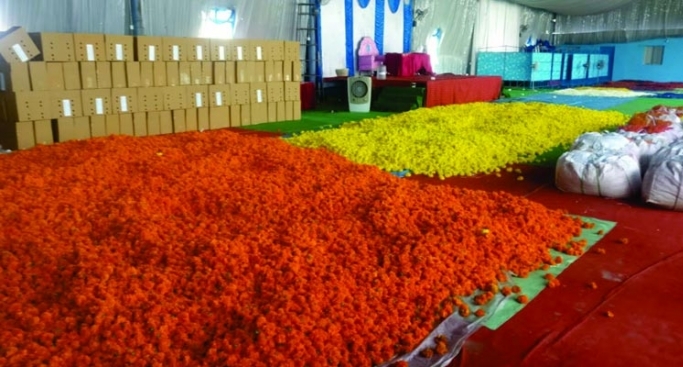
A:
[608,97,683,115]
[241,110,393,134]
[484,216,616,330]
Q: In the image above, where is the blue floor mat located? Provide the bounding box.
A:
[502,94,637,111]
[652,92,683,99]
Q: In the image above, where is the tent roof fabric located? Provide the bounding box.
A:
[507,0,637,15]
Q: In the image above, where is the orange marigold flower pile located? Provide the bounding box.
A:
[0,131,584,366]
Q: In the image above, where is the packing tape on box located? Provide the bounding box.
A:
[215,92,223,106]
[256,46,262,61]
[218,46,226,61]
[257,90,263,103]
[236,46,243,61]
[195,93,203,107]
[115,44,124,61]
[172,45,180,61]
[148,45,156,61]
[196,45,203,61]
[86,44,96,61]
[12,44,29,62]
[95,98,104,115]
[120,96,129,112]
[62,99,73,117]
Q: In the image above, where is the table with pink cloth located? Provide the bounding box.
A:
[383,53,434,77]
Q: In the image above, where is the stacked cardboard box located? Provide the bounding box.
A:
[0,27,302,150]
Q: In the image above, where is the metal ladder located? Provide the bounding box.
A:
[294,0,322,100]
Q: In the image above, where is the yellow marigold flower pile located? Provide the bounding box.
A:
[288,102,629,177]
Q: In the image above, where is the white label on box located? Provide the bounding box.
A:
[86,44,96,61]
[215,92,223,106]
[12,44,29,62]
[256,46,262,60]
[148,45,156,61]
[256,90,263,103]
[115,44,124,60]
[236,46,243,61]
[0,72,5,91]
[172,45,180,61]
[196,45,203,60]
[62,99,73,117]
[218,46,226,61]
[120,96,129,112]
[95,98,104,115]
[195,93,203,107]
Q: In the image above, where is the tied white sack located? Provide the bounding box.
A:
[642,155,683,211]
[618,125,683,171]
[648,139,683,169]
[571,132,640,158]
[555,150,641,198]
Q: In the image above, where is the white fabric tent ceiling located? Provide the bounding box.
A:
[507,0,638,15]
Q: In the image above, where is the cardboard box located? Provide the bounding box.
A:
[254,61,265,83]
[126,62,141,87]
[285,101,294,121]
[264,60,275,83]
[284,41,299,60]
[209,84,231,107]
[235,61,251,84]
[267,82,284,103]
[54,116,90,142]
[29,32,74,61]
[230,105,240,127]
[105,114,120,135]
[147,111,161,135]
[138,87,163,112]
[172,109,186,133]
[135,36,162,62]
[111,62,126,88]
[189,61,202,85]
[133,112,147,136]
[269,41,285,61]
[79,62,97,89]
[240,104,251,126]
[139,62,154,87]
[187,38,210,61]
[250,40,267,61]
[73,34,106,62]
[119,113,134,135]
[0,27,40,63]
[159,110,173,134]
[28,62,48,91]
[163,86,188,110]
[166,62,180,86]
[213,62,226,85]
[62,62,81,90]
[284,81,300,101]
[185,108,198,131]
[267,102,277,123]
[273,61,284,82]
[112,88,138,114]
[250,83,268,105]
[45,62,65,90]
[292,60,302,82]
[34,119,54,145]
[283,60,293,82]
[276,101,286,121]
[81,89,112,116]
[250,103,268,124]
[96,62,112,89]
[201,61,212,84]
[232,83,250,105]
[0,62,31,92]
[209,106,230,129]
[0,121,35,150]
[49,90,83,119]
[226,61,235,84]
[90,115,107,137]
[178,62,191,85]
[104,35,134,61]
[162,37,186,62]
[231,40,249,61]
[153,61,166,87]
[7,91,50,121]
[187,85,209,109]
[293,102,301,120]
[210,39,232,61]
[197,107,209,131]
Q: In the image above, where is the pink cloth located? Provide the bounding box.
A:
[384,53,433,77]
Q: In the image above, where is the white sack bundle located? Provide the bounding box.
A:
[571,132,640,158]
[642,155,683,211]
[618,126,683,171]
[555,150,642,198]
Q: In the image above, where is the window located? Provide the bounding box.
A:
[199,7,236,39]
[426,28,443,68]
[643,46,664,65]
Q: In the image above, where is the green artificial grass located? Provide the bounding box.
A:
[608,97,683,115]
[502,87,555,99]
[241,110,392,134]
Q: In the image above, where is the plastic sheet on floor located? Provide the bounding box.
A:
[502,94,637,111]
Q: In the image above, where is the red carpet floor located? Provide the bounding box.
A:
[232,128,683,366]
